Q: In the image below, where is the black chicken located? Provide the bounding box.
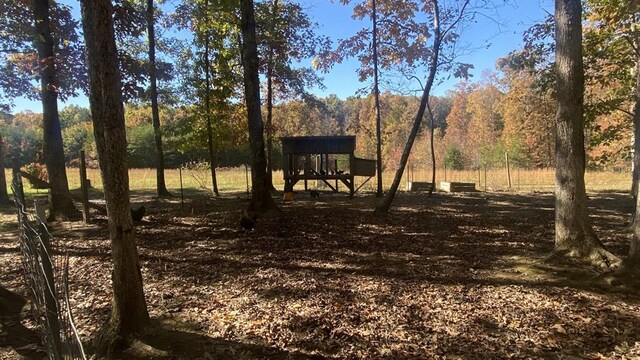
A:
[310,190,320,199]
[131,206,146,222]
[240,210,258,231]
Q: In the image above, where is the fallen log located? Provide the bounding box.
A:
[19,171,107,215]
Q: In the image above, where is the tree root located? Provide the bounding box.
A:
[550,246,621,270]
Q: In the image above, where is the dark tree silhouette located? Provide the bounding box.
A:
[80,0,149,354]
[240,0,278,212]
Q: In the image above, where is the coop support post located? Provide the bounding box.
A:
[304,154,310,190]
[79,150,90,223]
[334,159,339,192]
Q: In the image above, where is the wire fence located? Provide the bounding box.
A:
[3,163,632,199]
[11,174,86,360]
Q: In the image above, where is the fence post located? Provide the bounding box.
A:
[11,159,25,209]
[484,164,487,192]
[179,167,184,209]
[79,150,90,223]
[505,152,512,189]
[245,164,250,195]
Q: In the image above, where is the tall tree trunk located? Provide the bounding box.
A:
[80,0,149,354]
[427,100,437,197]
[0,134,9,204]
[630,54,640,224]
[265,0,278,192]
[31,0,79,220]
[146,0,170,198]
[203,0,219,197]
[241,0,278,213]
[627,52,640,267]
[372,0,383,197]
[554,0,617,265]
[375,0,444,214]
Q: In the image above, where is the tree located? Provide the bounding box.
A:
[371,0,383,197]
[466,82,504,166]
[0,133,9,204]
[59,105,94,163]
[80,0,149,353]
[441,83,474,168]
[0,0,87,109]
[316,0,388,196]
[1,111,43,165]
[201,0,221,196]
[174,0,242,196]
[26,0,82,220]
[256,0,326,190]
[376,0,455,213]
[553,0,617,265]
[146,0,171,197]
[240,0,278,212]
[583,0,638,189]
[497,68,556,168]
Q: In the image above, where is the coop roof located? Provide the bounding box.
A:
[281,136,356,154]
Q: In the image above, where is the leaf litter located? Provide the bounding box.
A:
[1,190,640,359]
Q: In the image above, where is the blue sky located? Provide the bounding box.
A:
[11,0,552,112]
[302,0,553,98]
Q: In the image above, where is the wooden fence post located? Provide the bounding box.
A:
[79,150,90,223]
[484,164,487,192]
[11,159,25,208]
[179,167,184,209]
[505,152,512,189]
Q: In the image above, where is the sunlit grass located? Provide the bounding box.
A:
[3,166,631,197]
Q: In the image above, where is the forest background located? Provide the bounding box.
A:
[0,0,633,180]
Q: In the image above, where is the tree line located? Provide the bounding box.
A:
[1,72,630,174]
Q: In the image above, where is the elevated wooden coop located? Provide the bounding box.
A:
[281,136,376,197]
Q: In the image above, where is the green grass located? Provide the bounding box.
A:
[3,166,632,197]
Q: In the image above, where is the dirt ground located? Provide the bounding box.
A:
[1,189,640,359]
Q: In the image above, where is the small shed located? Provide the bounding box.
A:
[281,136,376,197]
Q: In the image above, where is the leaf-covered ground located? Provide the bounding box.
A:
[2,190,640,359]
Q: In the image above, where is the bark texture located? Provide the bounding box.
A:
[241,0,278,212]
[554,0,617,265]
[31,0,79,220]
[146,0,171,198]
[80,0,150,354]
[627,55,640,267]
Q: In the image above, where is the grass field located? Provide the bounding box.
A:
[3,166,632,196]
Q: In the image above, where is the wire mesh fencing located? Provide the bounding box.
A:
[11,173,86,360]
